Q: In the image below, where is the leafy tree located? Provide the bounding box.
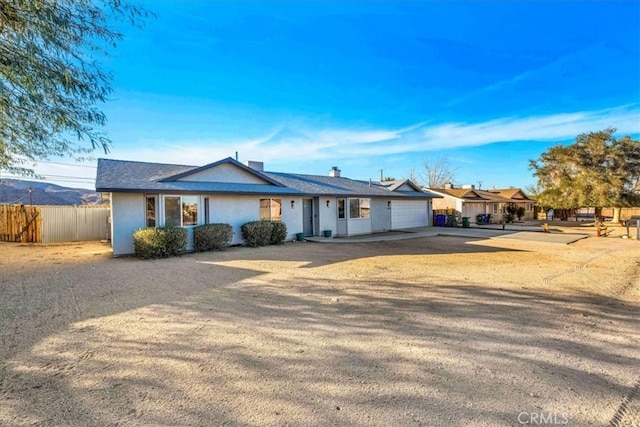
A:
[504,203,518,223]
[530,128,640,222]
[420,156,457,188]
[0,0,148,176]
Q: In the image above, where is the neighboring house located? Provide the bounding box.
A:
[482,188,535,220]
[429,185,535,223]
[96,157,440,256]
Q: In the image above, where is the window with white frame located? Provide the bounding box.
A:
[164,195,198,227]
[493,203,499,214]
[260,199,282,221]
[349,198,370,219]
[145,195,157,227]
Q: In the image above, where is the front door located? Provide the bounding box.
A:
[303,199,314,236]
[337,198,347,235]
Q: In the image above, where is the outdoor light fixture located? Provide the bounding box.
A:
[387,201,392,209]
[326,200,330,207]
[291,200,295,209]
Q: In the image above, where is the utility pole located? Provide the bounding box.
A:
[379,169,383,181]
[28,186,33,206]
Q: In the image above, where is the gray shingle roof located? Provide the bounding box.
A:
[263,172,431,198]
[96,158,436,199]
[96,158,300,195]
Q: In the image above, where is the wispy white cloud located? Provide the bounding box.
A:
[107,104,639,168]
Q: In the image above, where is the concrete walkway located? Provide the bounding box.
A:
[305,226,589,245]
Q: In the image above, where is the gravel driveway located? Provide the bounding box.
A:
[1,235,638,426]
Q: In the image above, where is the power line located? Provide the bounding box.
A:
[32,173,94,180]
[2,176,96,185]
[35,160,97,168]
[3,174,95,181]
[4,194,28,205]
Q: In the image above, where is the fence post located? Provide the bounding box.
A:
[75,206,79,242]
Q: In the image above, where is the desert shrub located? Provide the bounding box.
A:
[516,207,525,221]
[270,221,287,245]
[194,223,233,251]
[133,226,188,259]
[163,226,188,256]
[133,228,165,259]
[241,220,273,247]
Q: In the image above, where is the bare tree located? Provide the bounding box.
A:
[419,157,457,188]
[524,183,542,200]
[407,168,419,185]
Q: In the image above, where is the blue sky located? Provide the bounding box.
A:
[33,1,640,190]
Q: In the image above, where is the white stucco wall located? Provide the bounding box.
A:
[281,197,304,240]
[111,192,145,256]
[207,195,259,244]
[317,197,337,235]
[371,198,392,232]
[112,191,441,255]
[111,193,306,255]
[208,195,304,243]
[432,194,456,210]
[178,163,268,184]
[347,217,372,235]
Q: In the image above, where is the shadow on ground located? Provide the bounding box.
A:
[0,237,638,426]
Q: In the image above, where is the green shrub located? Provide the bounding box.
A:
[270,221,287,245]
[133,226,188,259]
[164,226,188,256]
[241,220,273,247]
[194,223,233,251]
[133,228,165,259]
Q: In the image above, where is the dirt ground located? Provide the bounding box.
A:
[0,233,639,426]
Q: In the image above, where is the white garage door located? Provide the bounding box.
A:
[391,200,428,229]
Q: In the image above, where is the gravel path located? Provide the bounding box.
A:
[1,235,638,426]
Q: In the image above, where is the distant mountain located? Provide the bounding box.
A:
[0,179,106,206]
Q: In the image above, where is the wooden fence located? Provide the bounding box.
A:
[0,205,41,243]
[601,207,640,220]
[0,205,109,243]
